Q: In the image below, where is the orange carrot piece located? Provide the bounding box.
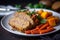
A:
[36,24,43,29]
[40,23,49,30]
[25,30,31,34]
[31,29,39,34]
[47,26,52,29]
[40,27,54,34]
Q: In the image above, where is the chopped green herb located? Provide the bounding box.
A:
[37,14,47,24]
[27,12,32,16]
[37,15,42,20]
[27,10,36,16]
[40,19,47,24]
[34,4,40,8]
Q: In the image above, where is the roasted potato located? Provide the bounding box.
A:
[47,16,59,23]
[47,17,56,26]
[41,11,52,19]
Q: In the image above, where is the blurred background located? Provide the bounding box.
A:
[0,0,38,6]
[0,0,60,12]
[0,0,60,11]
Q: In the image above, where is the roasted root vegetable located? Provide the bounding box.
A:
[40,23,49,30]
[41,11,48,19]
[31,29,39,34]
[40,27,54,34]
[47,16,59,23]
[47,16,59,26]
[41,11,52,19]
[36,24,44,29]
[47,18,56,26]
[47,26,52,29]
[25,23,54,34]
[25,30,31,34]
[25,24,55,34]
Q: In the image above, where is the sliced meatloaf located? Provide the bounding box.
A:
[9,12,34,32]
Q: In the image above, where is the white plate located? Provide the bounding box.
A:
[1,9,60,36]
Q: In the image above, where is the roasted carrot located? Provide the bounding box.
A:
[30,24,43,34]
[47,26,52,29]
[40,27,54,34]
[31,29,39,34]
[36,24,43,29]
[40,23,49,30]
[25,30,31,34]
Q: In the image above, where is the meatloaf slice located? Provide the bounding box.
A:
[9,12,34,32]
[14,12,34,25]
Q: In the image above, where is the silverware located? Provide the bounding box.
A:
[0,6,19,12]
[0,8,19,12]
